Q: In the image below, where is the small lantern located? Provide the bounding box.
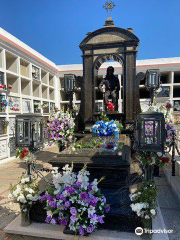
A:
[136,111,165,153]
[145,69,160,90]
[64,74,77,92]
[15,114,44,151]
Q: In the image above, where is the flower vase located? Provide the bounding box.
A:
[58,144,65,153]
[142,219,152,238]
[20,205,31,227]
[145,165,153,180]
[3,128,7,134]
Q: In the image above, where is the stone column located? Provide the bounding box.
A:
[125,51,137,122]
[80,53,94,128]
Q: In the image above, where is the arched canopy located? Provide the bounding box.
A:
[94,54,123,71]
[80,26,139,50]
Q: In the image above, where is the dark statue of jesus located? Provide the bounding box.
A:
[99,66,120,111]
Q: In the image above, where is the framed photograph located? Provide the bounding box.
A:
[50,102,55,113]
[157,86,170,97]
[42,101,49,114]
[174,100,180,111]
[22,98,31,113]
[9,117,15,135]
[33,100,41,113]
[8,97,20,113]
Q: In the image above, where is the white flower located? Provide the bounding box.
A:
[47,211,53,217]
[90,215,98,225]
[69,221,76,231]
[145,215,150,219]
[62,190,69,197]
[8,194,12,199]
[88,206,96,216]
[26,194,33,200]
[17,195,27,204]
[28,188,34,194]
[150,209,156,215]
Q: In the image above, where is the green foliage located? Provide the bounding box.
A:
[115,121,123,132]
[97,112,109,122]
[74,138,103,149]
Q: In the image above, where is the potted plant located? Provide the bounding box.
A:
[130,180,157,237]
[41,164,110,236]
[2,120,9,134]
[8,174,40,227]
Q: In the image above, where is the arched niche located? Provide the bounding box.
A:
[79,24,140,129]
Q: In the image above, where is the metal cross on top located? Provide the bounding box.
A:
[103,0,116,18]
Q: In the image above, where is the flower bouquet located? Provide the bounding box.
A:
[41,164,110,236]
[2,120,9,134]
[8,174,39,226]
[45,111,75,151]
[130,180,157,232]
[91,120,119,137]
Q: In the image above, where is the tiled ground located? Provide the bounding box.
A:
[0,145,59,240]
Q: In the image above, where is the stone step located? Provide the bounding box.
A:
[4,212,167,240]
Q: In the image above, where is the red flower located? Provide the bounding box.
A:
[0,84,5,89]
[107,144,114,149]
[23,149,29,157]
[107,102,114,111]
[8,85,12,89]
[161,157,169,163]
[21,153,25,159]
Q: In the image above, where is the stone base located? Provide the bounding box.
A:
[4,204,168,240]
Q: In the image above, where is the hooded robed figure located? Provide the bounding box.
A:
[99,66,120,111]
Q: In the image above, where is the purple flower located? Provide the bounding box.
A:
[98,216,104,224]
[64,186,75,195]
[48,196,54,201]
[45,216,51,223]
[49,201,56,208]
[70,207,77,216]
[79,226,84,236]
[41,194,48,201]
[88,185,93,191]
[51,218,57,225]
[57,194,66,201]
[65,201,71,208]
[58,214,63,220]
[102,196,106,203]
[70,215,78,223]
[87,225,94,233]
[76,181,82,187]
[80,192,88,201]
[56,133,60,137]
[68,123,71,127]
[105,205,110,213]
[56,194,61,200]
[61,217,68,226]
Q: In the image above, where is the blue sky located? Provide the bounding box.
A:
[0,0,180,65]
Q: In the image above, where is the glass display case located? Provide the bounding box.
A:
[15,115,44,150]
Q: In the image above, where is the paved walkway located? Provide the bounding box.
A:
[0,145,59,240]
[155,170,180,240]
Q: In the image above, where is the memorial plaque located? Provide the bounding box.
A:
[22,98,31,113]
[9,97,20,113]
[0,139,7,159]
